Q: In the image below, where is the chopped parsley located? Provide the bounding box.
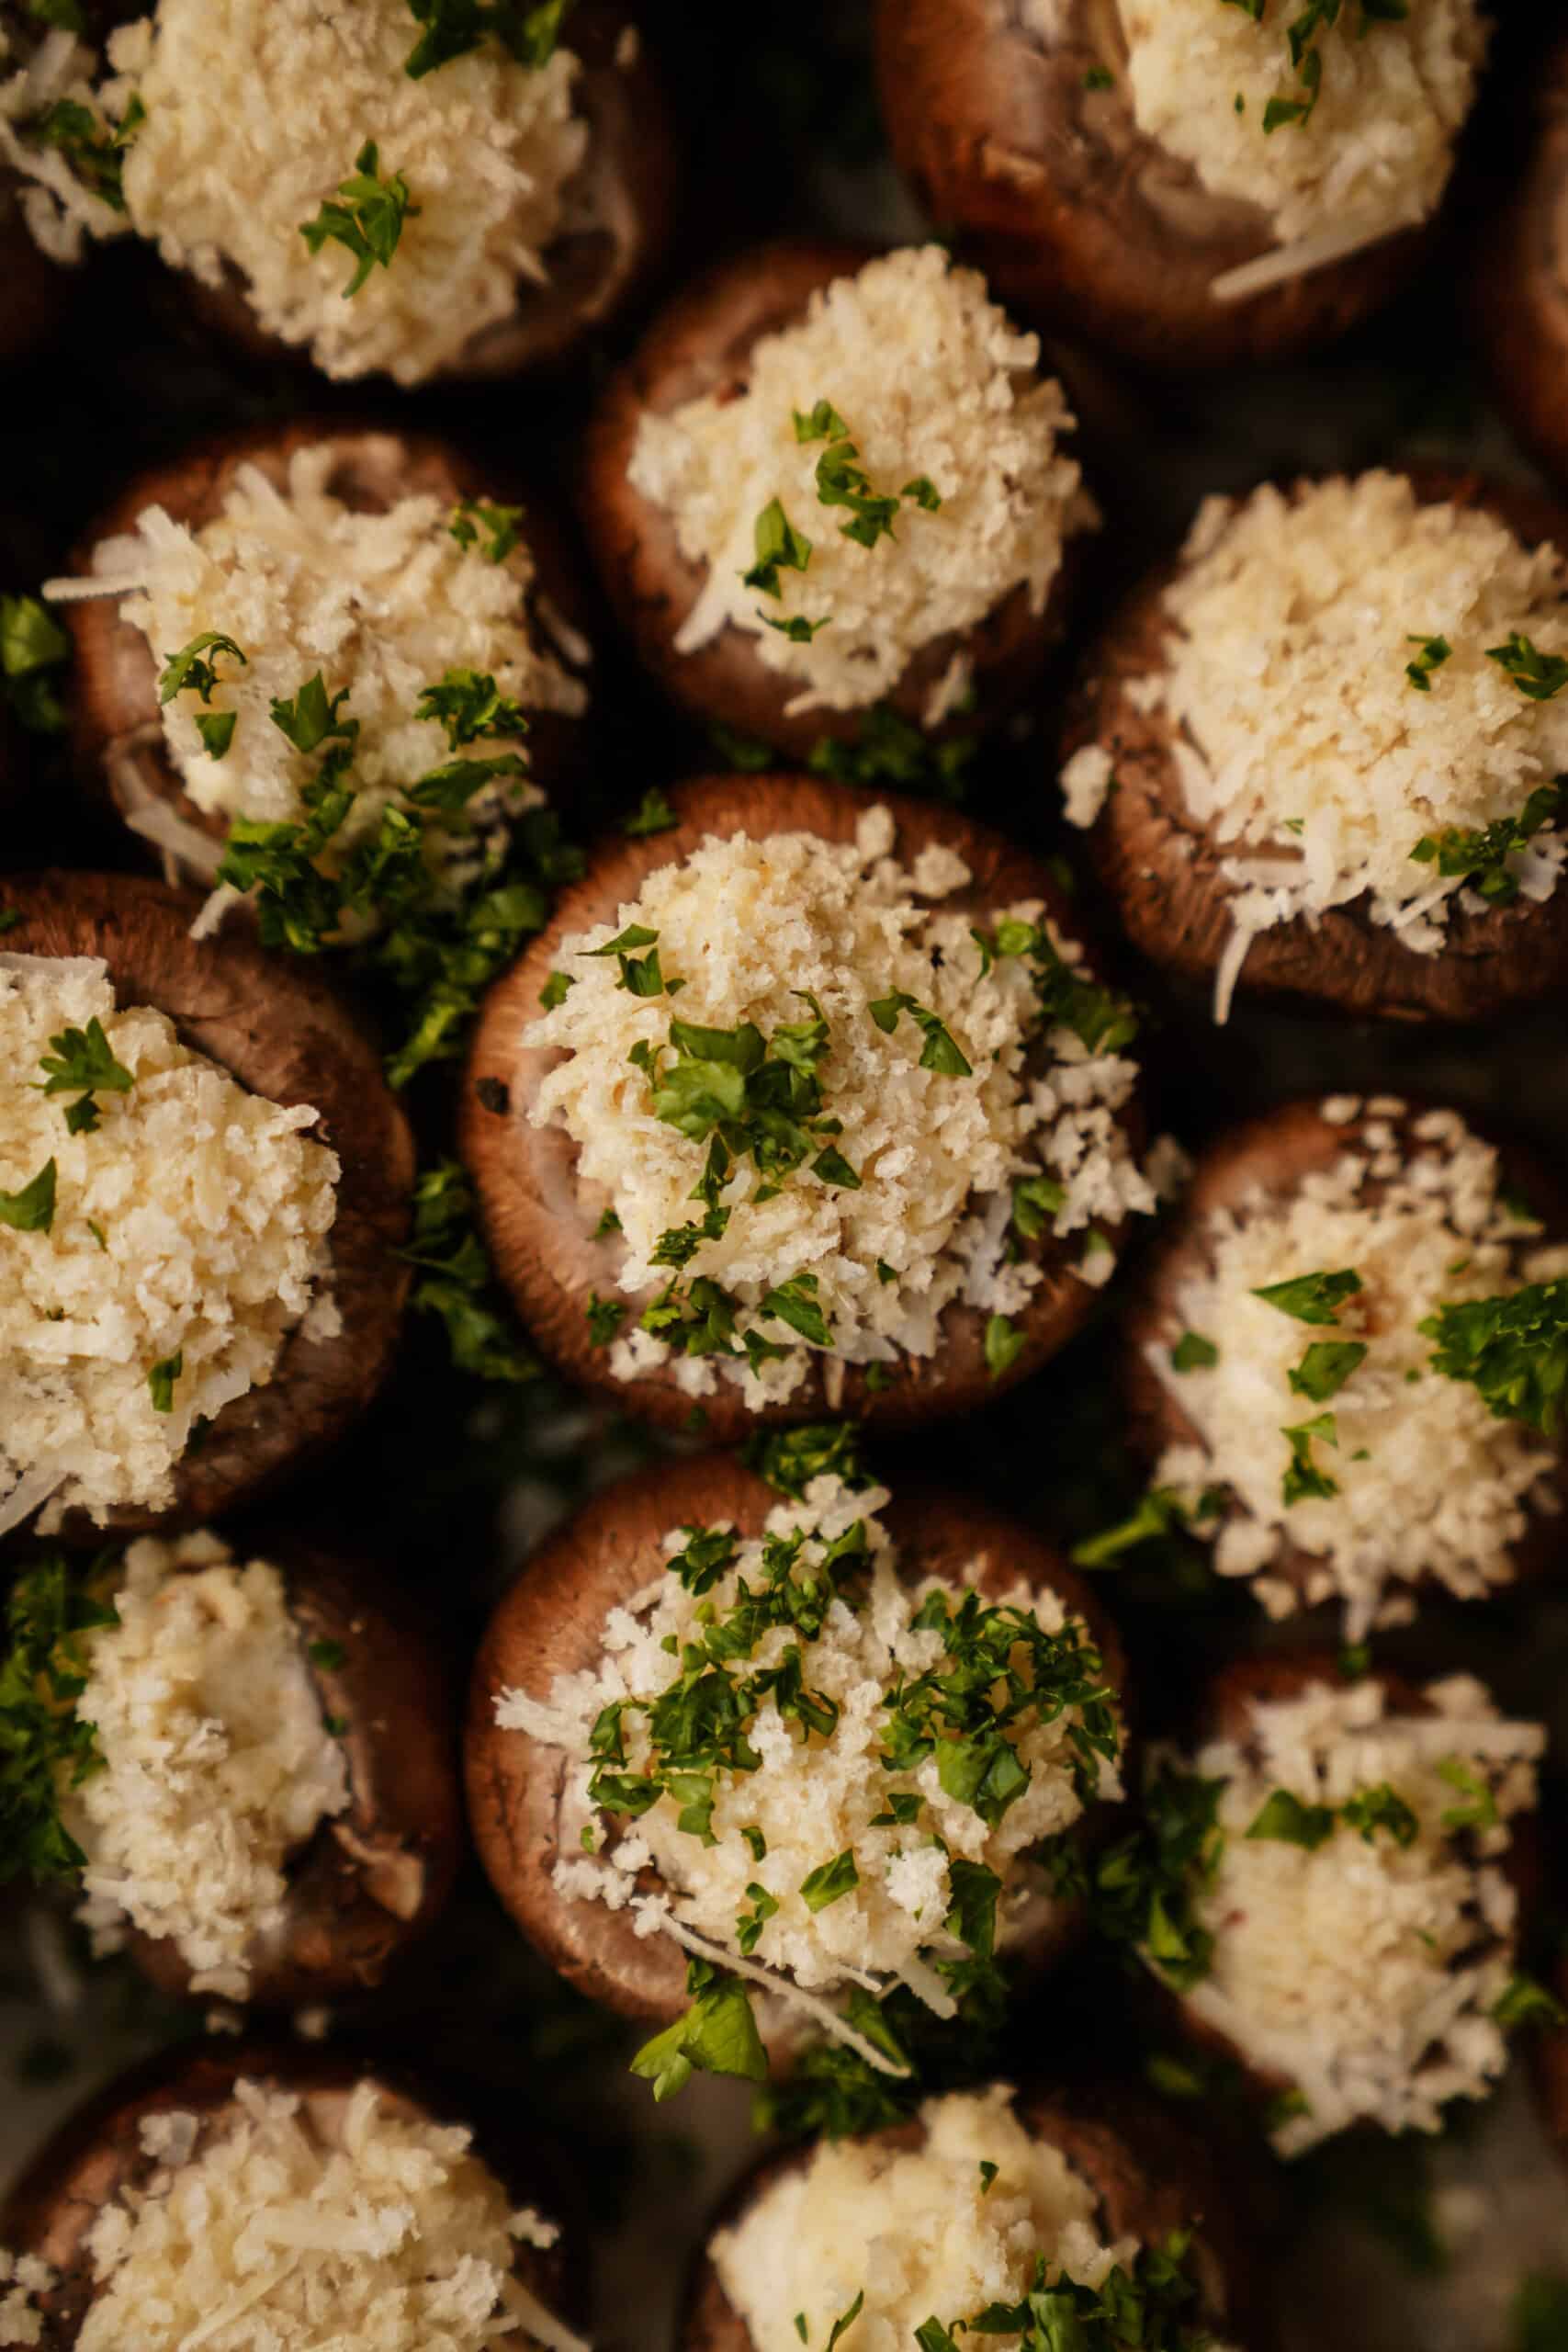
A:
[625,787,678,838]
[761,1272,833,1348]
[414,667,526,748]
[743,498,813,599]
[403,0,576,74]
[1246,1788,1335,1849]
[984,1314,1026,1379]
[1420,1276,1568,1431]
[746,1419,866,1499]
[0,1553,118,1884]
[1170,1330,1218,1373]
[1487,631,1568,702]
[197,710,238,759]
[1077,1768,1224,1990]
[867,989,971,1076]
[798,1849,858,1912]
[1281,1412,1338,1505]
[36,1016,134,1136]
[307,1639,346,1672]
[1084,62,1114,87]
[539,970,574,1011]
[1340,1783,1418,1847]
[299,141,419,298]
[1404,632,1451,693]
[586,1293,626,1347]
[808,705,976,804]
[628,1958,766,2102]
[1493,1973,1567,2030]
[23,90,143,212]
[0,1158,57,1233]
[976,916,1138,1055]
[399,1159,538,1381]
[1411,781,1563,905]
[761,611,831,642]
[1,594,70,735]
[922,2230,1216,2352]
[147,1351,183,1413]
[1252,1267,1362,1326]
[448,498,525,563]
[1286,1338,1367,1402]
[1435,1754,1497,1833]
[158,630,246,707]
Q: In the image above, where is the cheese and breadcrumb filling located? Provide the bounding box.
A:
[1062,474,1568,1022]
[529,808,1154,1409]
[76,2078,584,2352]
[1168,1674,1542,2157]
[1150,1098,1568,1639]
[497,1475,1122,2042]
[711,2086,1231,2352]
[64,1530,349,2000]
[0,956,339,1532]
[627,245,1097,720]
[0,0,590,384]
[0,2252,56,2351]
[51,439,586,881]
[1118,0,1485,298]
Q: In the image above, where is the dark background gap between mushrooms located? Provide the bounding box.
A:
[2,4,1568,2350]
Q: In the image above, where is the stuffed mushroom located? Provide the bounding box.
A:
[0,870,413,1538]
[467,1449,1129,2078]
[874,0,1488,373]
[51,421,591,909]
[6,1528,461,2008]
[462,775,1155,1436]
[1125,1094,1568,1638]
[1059,469,1568,1023]
[581,240,1097,763]
[0,0,677,388]
[1127,1654,1546,2157]
[682,2083,1250,2352]
[0,2041,584,2350]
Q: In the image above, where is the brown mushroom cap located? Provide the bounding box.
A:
[63,418,592,886]
[163,1,678,388]
[681,2083,1254,2352]
[1155,1651,1545,2119]
[873,0,1445,375]
[0,869,414,1538]
[465,1450,1130,2041]
[461,772,1145,1438]
[1472,33,1568,492]
[1122,1096,1568,1613]
[1062,469,1568,1023]
[0,2039,574,2349]
[112,1538,462,2008]
[579,238,1082,762]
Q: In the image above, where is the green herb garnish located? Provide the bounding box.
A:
[1252,1268,1362,1326]
[0,1159,56,1233]
[300,141,419,297]
[399,1159,537,1381]
[1404,633,1451,693]
[1411,782,1564,906]
[0,1553,118,1884]
[1420,1277,1568,1431]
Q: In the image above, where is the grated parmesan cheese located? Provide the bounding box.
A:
[0,2251,56,2351]
[626,245,1097,716]
[528,812,1154,1408]
[1167,1675,1543,2156]
[0,2,593,383]
[496,1476,1122,2024]
[1074,474,1568,1019]
[710,2086,1192,2352]
[64,1530,349,2000]
[0,956,339,1529]
[76,2076,584,2351]
[1119,1,1484,277]
[51,441,586,876]
[1151,1101,1568,1639]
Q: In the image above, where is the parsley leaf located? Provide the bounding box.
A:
[1411,781,1564,906]
[1281,1412,1338,1505]
[867,988,971,1075]
[0,1159,56,1233]
[586,1293,626,1347]
[628,1960,767,2101]
[158,630,246,707]
[23,91,143,211]
[1493,1973,1567,2031]
[403,0,575,75]
[1404,632,1451,693]
[197,710,237,760]
[400,1159,537,1381]
[984,1314,1026,1379]
[793,400,850,444]
[1436,1754,1497,1832]
[37,1016,133,1134]
[808,705,976,804]
[1085,1768,1224,1991]
[761,1272,832,1349]
[299,141,419,297]
[746,1420,865,1499]
[0,1553,118,1884]
[1246,1788,1336,1849]
[625,787,678,838]
[1,593,70,735]
[1487,631,1568,702]
[147,1351,183,1413]
[1420,1277,1568,1432]
[448,497,525,562]
[799,1849,859,1911]
[1252,1268,1362,1326]
[1287,1339,1367,1402]
[414,668,526,749]
[1170,1330,1218,1372]
[743,498,813,599]
[1340,1784,1418,1847]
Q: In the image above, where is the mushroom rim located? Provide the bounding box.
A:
[871,0,1454,376]
[0,868,414,1541]
[1121,1093,1568,1615]
[464,1447,1131,2040]
[103,1532,463,2010]
[578,234,1083,763]
[0,2037,576,2347]
[1062,466,1568,1022]
[62,413,592,874]
[460,768,1145,1439]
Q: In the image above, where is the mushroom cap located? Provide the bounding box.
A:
[63,417,592,886]
[872,0,1440,375]
[465,1449,1130,2040]
[578,238,1077,761]
[117,1536,462,2008]
[680,2082,1255,2352]
[0,2038,574,2349]
[1062,469,1568,1022]
[160,1,678,388]
[1472,32,1568,492]
[461,772,1144,1438]
[1151,1649,1545,2117]
[0,179,69,370]
[1122,1096,1568,1613]
[0,869,414,1538]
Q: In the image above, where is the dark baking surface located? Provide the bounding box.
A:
[2,7,1565,2349]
